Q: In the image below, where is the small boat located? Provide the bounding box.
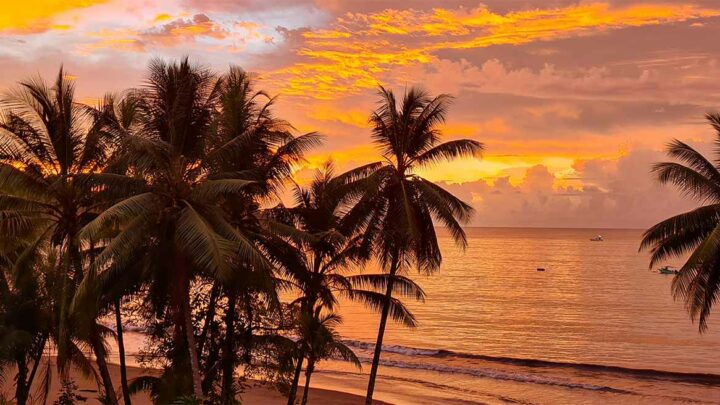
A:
[590,235,604,242]
[658,266,679,275]
[537,267,546,272]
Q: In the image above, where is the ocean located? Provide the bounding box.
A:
[119,228,720,404]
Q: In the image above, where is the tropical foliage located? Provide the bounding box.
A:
[642,114,720,332]
[0,60,478,404]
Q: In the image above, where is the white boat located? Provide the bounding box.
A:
[590,235,604,242]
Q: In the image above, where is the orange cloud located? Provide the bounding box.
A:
[266,3,720,99]
[82,14,230,52]
[308,105,370,128]
[82,14,277,54]
[154,13,173,23]
[0,0,109,33]
[147,14,228,46]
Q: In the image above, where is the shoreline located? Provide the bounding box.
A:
[0,359,390,405]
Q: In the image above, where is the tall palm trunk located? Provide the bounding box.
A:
[288,297,314,405]
[15,355,29,405]
[364,254,398,405]
[184,289,203,399]
[221,289,237,404]
[23,334,47,403]
[198,283,220,355]
[90,328,118,405]
[287,354,304,405]
[115,299,131,405]
[300,358,315,405]
[173,255,203,399]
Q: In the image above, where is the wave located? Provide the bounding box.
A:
[319,369,535,405]
[344,339,442,356]
[354,355,633,393]
[342,339,720,386]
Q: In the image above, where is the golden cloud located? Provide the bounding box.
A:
[307,105,371,128]
[266,3,720,99]
[0,0,109,33]
[81,14,231,53]
[82,14,276,53]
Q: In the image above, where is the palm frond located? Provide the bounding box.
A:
[190,179,255,201]
[175,204,235,281]
[81,193,160,241]
[653,162,720,202]
[346,274,425,302]
[413,139,483,167]
[641,204,720,267]
[342,289,418,327]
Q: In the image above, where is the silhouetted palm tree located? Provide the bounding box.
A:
[269,163,424,405]
[80,58,252,400]
[0,68,123,403]
[641,114,720,332]
[206,66,320,403]
[296,312,359,405]
[81,60,316,402]
[360,87,482,404]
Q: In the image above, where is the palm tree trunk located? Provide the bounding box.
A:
[25,334,47,400]
[300,358,315,405]
[201,333,221,393]
[364,254,398,405]
[15,355,29,405]
[287,353,304,405]
[115,299,131,405]
[173,254,203,399]
[221,290,237,404]
[91,329,119,405]
[183,289,204,399]
[197,283,220,355]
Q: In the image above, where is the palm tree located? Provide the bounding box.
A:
[268,163,424,405]
[0,68,123,403]
[0,247,101,405]
[640,113,720,332]
[206,66,320,403]
[0,249,49,405]
[296,312,359,405]
[80,60,318,402]
[79,58,249,400]
[360,87,482,404]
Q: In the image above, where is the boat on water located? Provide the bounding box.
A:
[658,266,679,275]
[590,235,604,241]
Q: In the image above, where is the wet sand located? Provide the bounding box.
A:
[0,359,390,404]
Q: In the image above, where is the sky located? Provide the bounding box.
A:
[1,0,719,228]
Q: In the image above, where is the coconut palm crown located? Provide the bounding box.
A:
[360,86,483,404]
[641,113,720,332]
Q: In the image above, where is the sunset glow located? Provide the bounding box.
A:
[1,0,717,227]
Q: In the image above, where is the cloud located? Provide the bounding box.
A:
[1,0,719,229]
[410,57,720,105]
[142,14,228,45]
[182,0,316,13]
[80,13,277,55]
[0,0,110,33]
[82,14,228,52]
[265,2,720,99]
[438,147,701,228]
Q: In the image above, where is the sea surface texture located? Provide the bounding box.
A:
[120,228,720,404]
[313,228,720,404]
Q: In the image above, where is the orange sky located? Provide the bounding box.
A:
[1,0,718,227]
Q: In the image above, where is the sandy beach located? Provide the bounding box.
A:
[0,359,389,405]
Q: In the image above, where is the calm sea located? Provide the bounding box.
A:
[119,228,720,404]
